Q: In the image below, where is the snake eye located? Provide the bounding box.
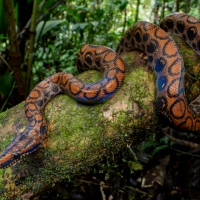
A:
[13,153,20,159]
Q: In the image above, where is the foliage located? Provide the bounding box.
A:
[0,74,13,101]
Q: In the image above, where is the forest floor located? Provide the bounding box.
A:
[38,127,200,200]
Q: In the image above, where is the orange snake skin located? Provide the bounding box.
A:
[117,12,200,132]
[0,12,199,168]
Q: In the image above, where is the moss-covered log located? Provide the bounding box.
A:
[0,37,199,199]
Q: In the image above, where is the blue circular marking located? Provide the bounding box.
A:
[157,76,168,91]
[40,125,46,135]
[155,58,166,72]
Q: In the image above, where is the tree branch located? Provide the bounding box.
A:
[25,0,38,94]
[0,35,199,199]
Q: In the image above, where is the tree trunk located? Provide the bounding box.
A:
[4,0,25,102]
[0,36,199,199]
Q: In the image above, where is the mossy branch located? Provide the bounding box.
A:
[0,36,199,199]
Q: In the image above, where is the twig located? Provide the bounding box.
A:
[122,9,127,34]
[25,0,38,94]
[100,181,106,200]
[0,82,15,113]
[0,55,13,72]
[170,147,200,158]
[163,128,200,149]
[127,144,138,162]
[124,185,153,198]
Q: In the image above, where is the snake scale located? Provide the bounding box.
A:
[0,13,199,168]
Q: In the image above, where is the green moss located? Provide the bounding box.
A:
[0,103,27,151]
[0,41,199,198]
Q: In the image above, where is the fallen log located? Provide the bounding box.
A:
[0,36,199,199]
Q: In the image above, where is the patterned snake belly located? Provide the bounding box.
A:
[0,13,199,168]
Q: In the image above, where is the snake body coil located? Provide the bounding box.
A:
[0,13,199,168]
[0,45,125,168]
[117,12,200,132]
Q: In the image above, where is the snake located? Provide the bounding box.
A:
[0,12,200,168]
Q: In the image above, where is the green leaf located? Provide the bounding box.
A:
[71,23,88,31]
[91,21,99,27]
[0,74,13,99]
[152,145,169,155]
[79,23,88,29]
[35,20,65,42]
[119,1,129,11]
[160,136,169,145]
[28,0,33,4]
[71,23,80,31]
[13,0,18,23]
[128,161,143,171]
[0,0,7,36]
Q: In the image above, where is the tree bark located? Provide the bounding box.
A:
[4,0,25,102]
[0,36,199,199]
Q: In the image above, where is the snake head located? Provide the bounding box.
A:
[76,44,115,73]
[76,44,99,72]
[0,128,42,168]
